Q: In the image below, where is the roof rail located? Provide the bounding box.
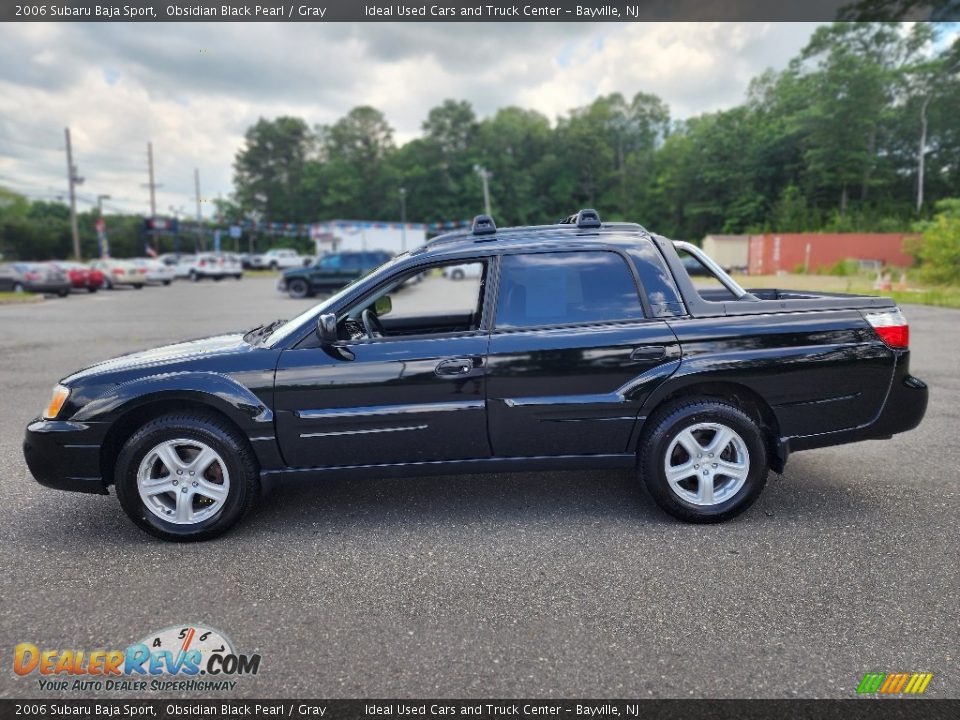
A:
[559,208,602,229]
[471,214,496,235]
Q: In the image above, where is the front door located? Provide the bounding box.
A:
[274,259,492,469]
[486,250,680,457]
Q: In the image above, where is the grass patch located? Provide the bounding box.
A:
[0,291,43,305]
[243,269,282,277]
[731,274,960,309]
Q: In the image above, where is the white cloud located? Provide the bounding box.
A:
[0,21,820,219]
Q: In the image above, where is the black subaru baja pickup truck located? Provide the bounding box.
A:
[24,210,927,540]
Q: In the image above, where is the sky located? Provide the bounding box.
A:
[0,22,825,220]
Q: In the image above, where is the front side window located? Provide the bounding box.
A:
[318,255,341,270]
[338,259,488,340]
[495,251,645,329]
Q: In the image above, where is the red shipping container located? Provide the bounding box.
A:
[747,233,915,275]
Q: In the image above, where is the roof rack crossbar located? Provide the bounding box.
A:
[559,208,602,229]
[471,214,497,235]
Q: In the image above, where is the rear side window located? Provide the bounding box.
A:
[495,251,645,329]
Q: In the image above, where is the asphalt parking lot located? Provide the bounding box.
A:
[0,277,956,699]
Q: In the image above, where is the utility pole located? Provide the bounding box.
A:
[194,168,204,251]
[399,187,407,252]
[96,194,111,258]
[142,142,162,253]
[474,164,492,217]
[64,128,84,260]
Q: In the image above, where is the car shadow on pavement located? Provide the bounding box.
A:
[14,462,889,546]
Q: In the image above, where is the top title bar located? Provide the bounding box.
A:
[3,0,958,22]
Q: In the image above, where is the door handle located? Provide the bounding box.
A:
[630,345,666,361]
[435,358,475,376]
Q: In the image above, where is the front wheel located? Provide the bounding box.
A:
[163,280,171,286]
[114,414,259,541]
[639,399,768,523]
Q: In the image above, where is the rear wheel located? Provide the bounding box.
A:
[87,286,97,293]
[451,269,465,280]
[57,288,68,297]
[13,282,24,293]
[287,278,310,299]
[114,414,259,541]
[639,399,768,523]
[133,284,143,290]
[190,271,199,282]
[162,280,171,286]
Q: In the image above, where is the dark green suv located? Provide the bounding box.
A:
[278,251,392,298]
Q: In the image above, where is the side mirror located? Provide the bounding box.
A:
[316,313,338,344]
[374,294,392,316]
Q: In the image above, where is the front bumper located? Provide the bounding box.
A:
[23,419,109,494]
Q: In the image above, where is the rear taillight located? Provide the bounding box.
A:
[199,260,207,267]
[865,308,909,349]
[112,268,124,275]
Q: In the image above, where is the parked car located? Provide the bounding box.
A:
[23,209,928,541]
[186,253,243,281]
[131,258,176,285]
[1,262,71,296]
[89,259,145,289]
[169,255,196,279]
[277,251,392,299]
[441,263,483,281]
[50,262,104,293]
[250,248,310,270]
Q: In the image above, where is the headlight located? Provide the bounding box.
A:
[43,384,70,420]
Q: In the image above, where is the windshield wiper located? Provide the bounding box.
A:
[243,319,286,345]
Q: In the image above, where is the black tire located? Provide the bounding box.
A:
[451,269,465,280]
[133,284,143,290]
[13,282,24,293]
[114,413,259,542]
[103,276,113,290]
[190,271,199,282]
[163,280,171,286]
[234,274,243,280]
[88,287,97,293]
[639,398,768,523]
[57,288,69,297]
[287,278,310,299]
[269,262,278,271]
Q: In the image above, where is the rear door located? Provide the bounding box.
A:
[486,250,680,457]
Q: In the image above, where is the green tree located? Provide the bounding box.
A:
[233,117,315,222]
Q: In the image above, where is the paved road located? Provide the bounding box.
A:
[0,278,956,698]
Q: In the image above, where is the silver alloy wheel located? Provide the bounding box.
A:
[663,422,750,506]
[136,438,230,525]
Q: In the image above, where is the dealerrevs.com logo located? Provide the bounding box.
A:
[13,624,261,693]
[856,672,934,695]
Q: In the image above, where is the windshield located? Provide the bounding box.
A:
[260,253,408,348]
